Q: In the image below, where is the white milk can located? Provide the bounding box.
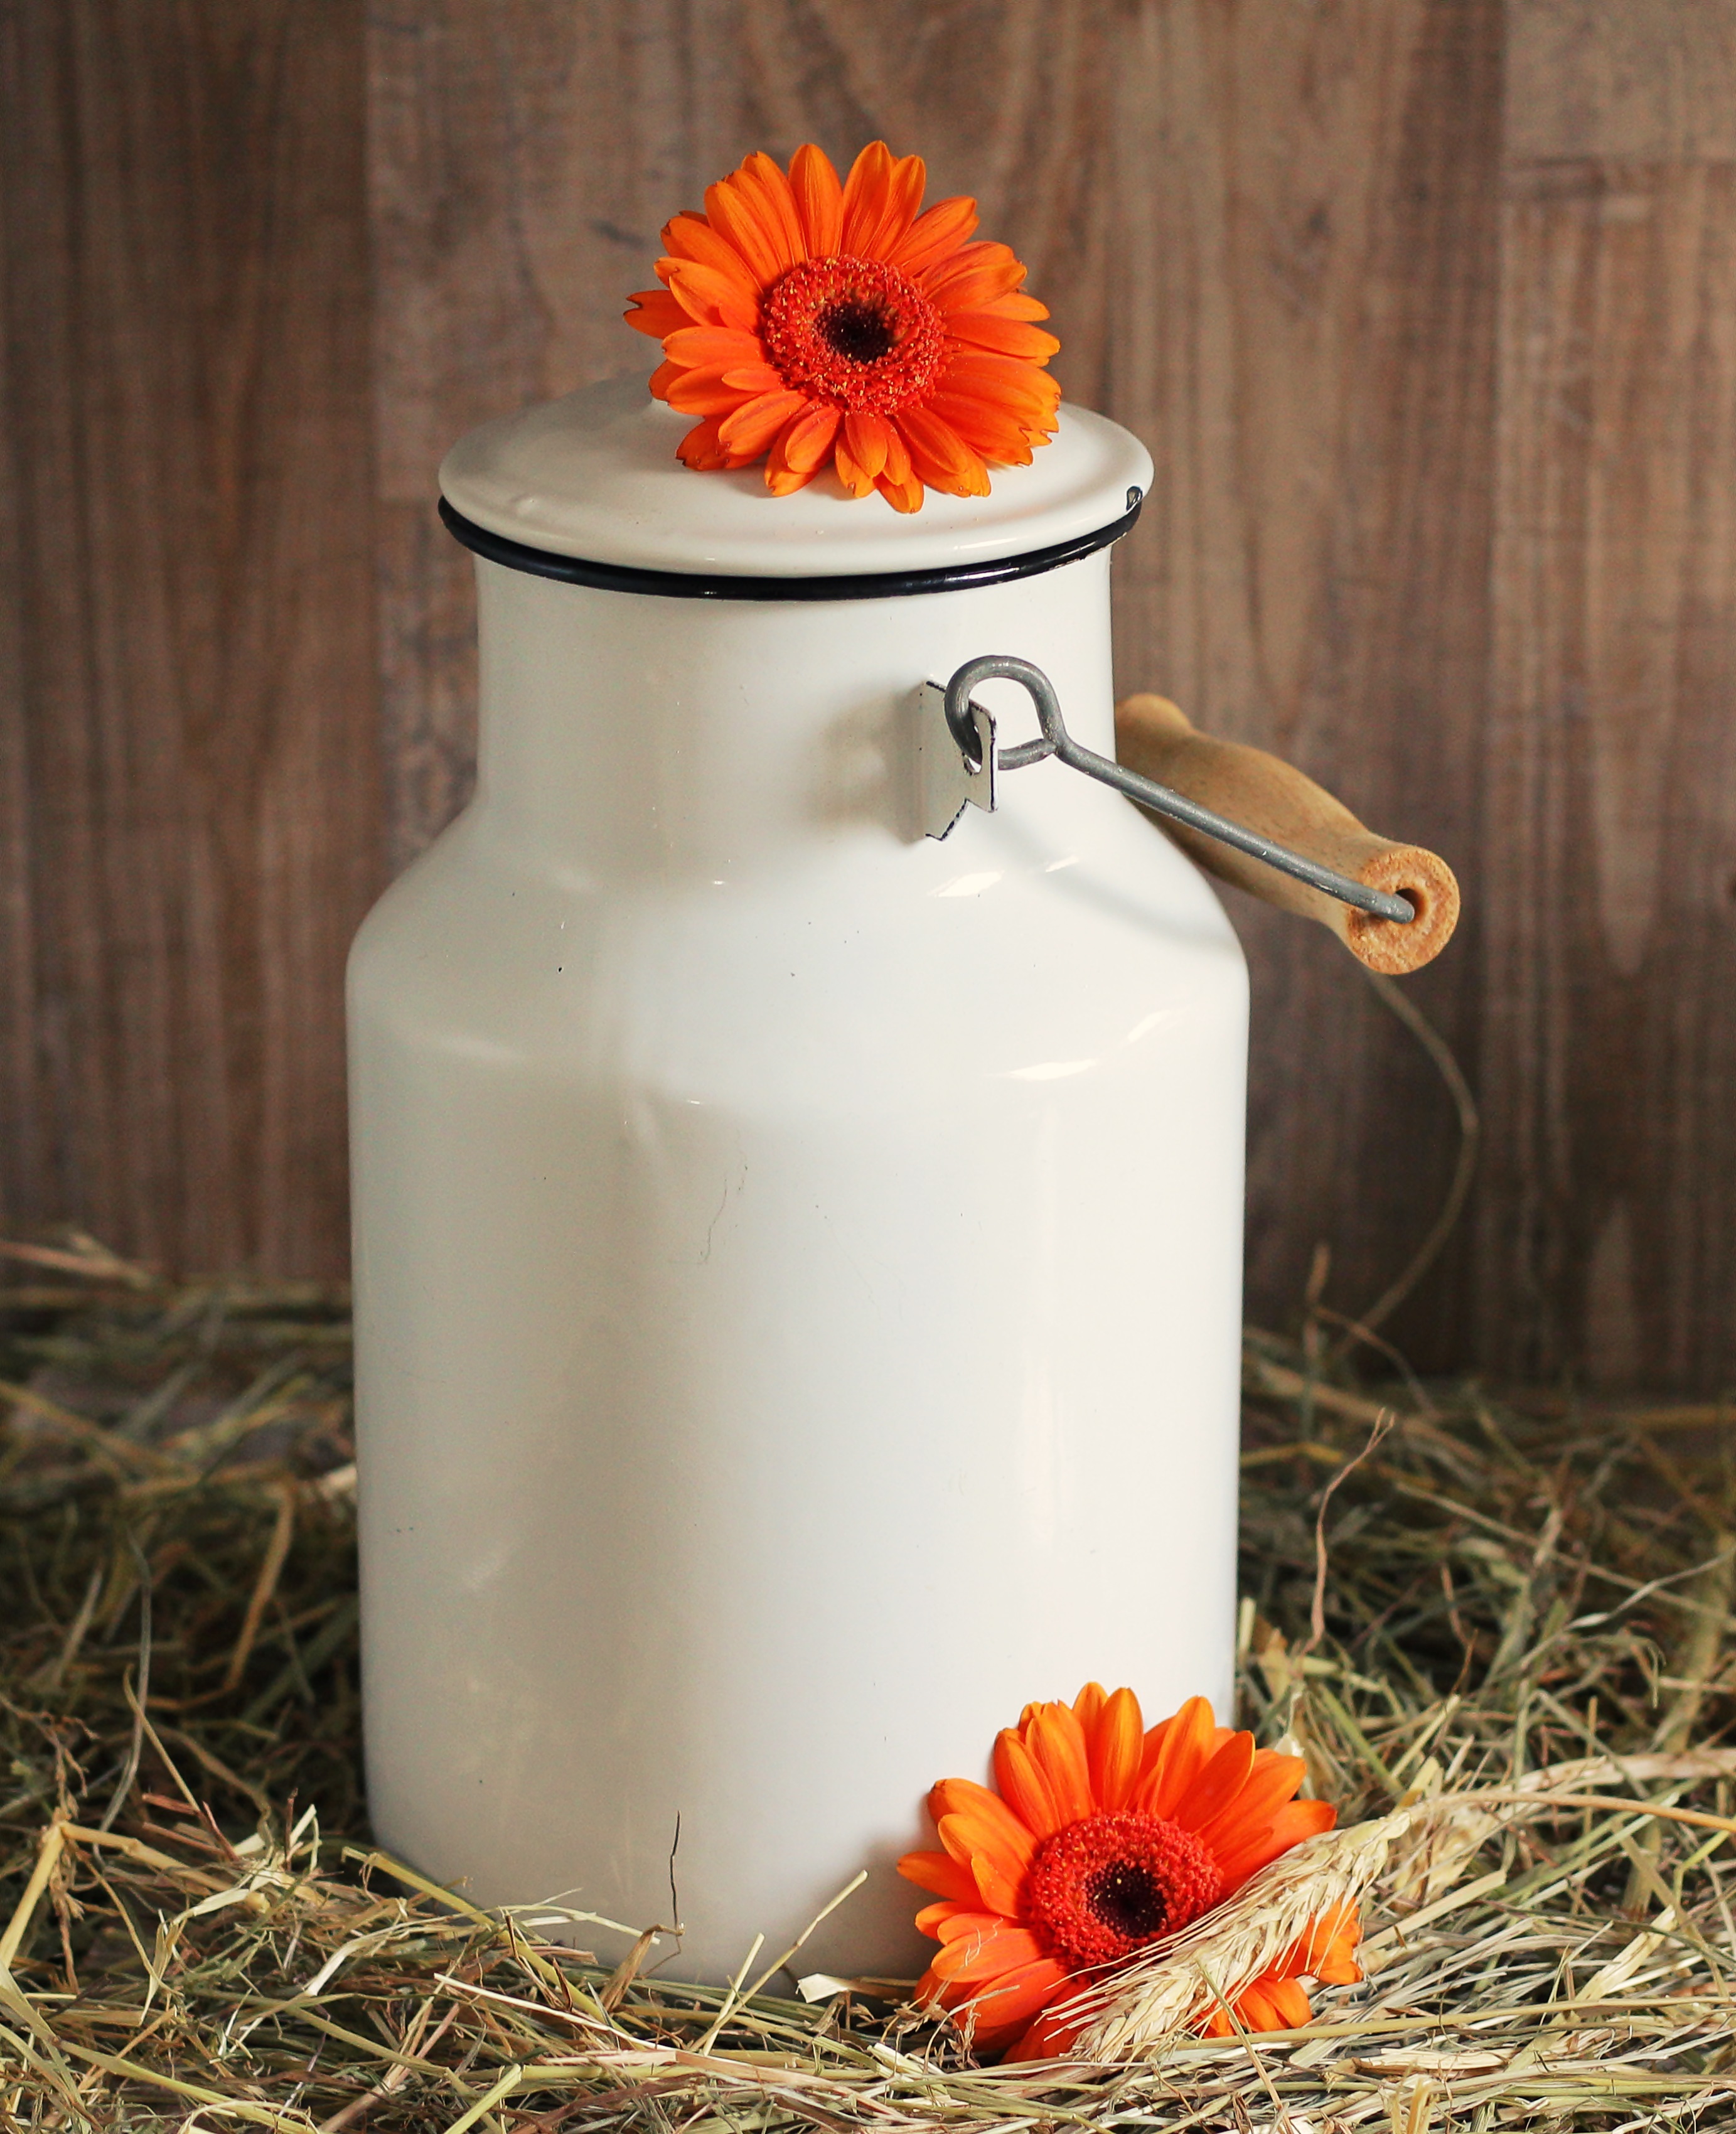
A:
[348,375,1251,1981]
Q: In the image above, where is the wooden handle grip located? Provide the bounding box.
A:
[1114,694,1460,976]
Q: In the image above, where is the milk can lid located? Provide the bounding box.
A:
[438,374,1154,600]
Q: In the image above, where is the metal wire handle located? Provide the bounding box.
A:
[941,655,1415,926]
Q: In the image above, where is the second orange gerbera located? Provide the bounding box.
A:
[624,142,1061,512]
[898,1687,1362,2059]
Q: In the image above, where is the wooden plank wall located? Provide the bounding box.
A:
[1489,1,1736,1382]
[0,1,381,1277]
[5,1,1736,1387]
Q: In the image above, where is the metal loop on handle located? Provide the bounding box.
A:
[941,655,1415,926]
[943,655,1061,771]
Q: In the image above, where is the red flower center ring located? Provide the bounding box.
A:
[1024,1808,1224,1971]
[759,254,947,414]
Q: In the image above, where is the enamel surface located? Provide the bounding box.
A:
[351,397,1243,1983]
[440,373,1154,577]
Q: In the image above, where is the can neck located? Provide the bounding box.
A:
[469,554,1117,878]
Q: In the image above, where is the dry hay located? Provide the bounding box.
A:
[2,1236,1734,2130]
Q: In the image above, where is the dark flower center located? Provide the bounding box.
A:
[1024,1810,1224,1973]
[1089,1858,1167,1941]
[761,254,946,414]
[820,296,899,364]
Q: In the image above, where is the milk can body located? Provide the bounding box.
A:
[348,380,1250,1981]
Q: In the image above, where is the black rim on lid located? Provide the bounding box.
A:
[437,490,1144,603]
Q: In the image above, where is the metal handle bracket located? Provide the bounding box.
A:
[922,656,1415,927]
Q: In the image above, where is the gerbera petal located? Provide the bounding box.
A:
[842,409,892,481]
[661,213,762,296]
[663,259,761,331]
[663,325,766,370]
[1293,1901,1363,1985]
[935,1821,1021,1912]
[665,365,758,416]
[648,358,682,401]
[721,360,789,394]
[1134,1696,1218,1818]
[875,468,926,513]
[1215,1798,1337,1893]
[923,390,1039,464]
[889,191,979,274]
[732,149,808,272]
[839,140,892,250]
[945,313,1061,360]
[967,1849,1025,1916]
[1072,1681,1108,1735]
[624,287,687,338]
[1140,1712,1175,1768]
[930,1778,1039,1865]
[897,1848,978,1904]
[873,151,929,257]
[923,383,1024,435]
[1004,2005,1084,2062]
[1227,1981,1277,2032]
[930,1922,1047,1984]
[994,1730,1063,1837]
[766,456,820,497]
[865,401,925,505]
[1173,1733,1256,1831]
[790,141,844,255]
[1313,1941,1363,1987]
[717,389,808,456]
[922,239,1027,309]
[675,417,731,471]
[699,175,783,286]
[950,1956,1070,2036]
[1194,1752,1307,1853]
[832,432,877,499]
[1020,1703,1093,1825]
[943,344,1063,400]
[930,1906,1004,1944]
[840,141,926,260]
[774,400,842,474]
[1238,1975,1313,2032]
[935,1808,1033,1911]
[938,350,1061,426]
[985,432,1039,468]
[915,1899,973,1935]
[881,421,914,486]
[1088,1686,1145,1812]
[1270,1977,1317,2029]
[973,291,1053,322]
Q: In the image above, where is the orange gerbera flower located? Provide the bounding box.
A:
[624,142,1061,512]
[897,1688,1362,2061]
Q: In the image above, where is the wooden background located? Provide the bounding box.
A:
[4,0,1735,1388]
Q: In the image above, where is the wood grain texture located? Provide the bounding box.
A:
[9,0,1735,1377]
[0,1,382,1275]
[1507,0,1736,161]
[1099,0,1501,1359]
[1483,158,1736,1384]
